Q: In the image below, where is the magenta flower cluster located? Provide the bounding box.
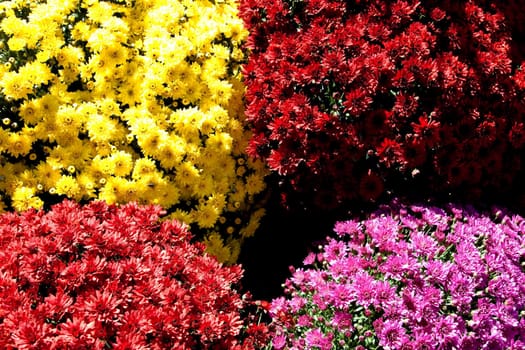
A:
[269,200,525,349]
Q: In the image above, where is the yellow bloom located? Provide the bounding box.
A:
[55,45,85,67]
[203,232,232,264]
[117,77,141,107]
[98,176,119,205]
[61,140,95,169]
[91,155,113,176]
[108,150,134,177]
[76,172,97,199]
[113,177,139,204]
[169,208,193,225]
[94,142,113,157]
[245,173,266,196]
[225,239,241,264]
[137,128,169,157]
[46,145,74,170]
[87,1,119,24]
[56,105,84,133]
[100,44,129,68]
[156,139,184,170]
[18,61,54,87]
[18,100,41,125]
[71,21,92,42]
[128,116,157,136]
[35,94,60,119]
[201,56,227,79]
[206,132,233,152]
[34,162,61,191]
[210,44,231,60]
[208,193,227,211]
[55,175,81,199]
[6,132,32,158]
[0,71,33,100]
[86,113,119,143]
[206,79,233,106]
[0,15,25,36]
[18,169,39,190]
[132,157,159,180]
[154,181,180,208]
[195,202,220,229]
[175,161,200,186]
[191,176,214,198]
[11,186,43,212]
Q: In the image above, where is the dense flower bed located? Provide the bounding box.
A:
[0,200,269,349]
[240,0,525,208]
[269,200,525,349]
[0,0,267,263]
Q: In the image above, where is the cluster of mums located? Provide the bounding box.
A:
[0,0,524,349]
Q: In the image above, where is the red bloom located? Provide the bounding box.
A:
[240,0,525,206]
[0,201,268,349]
[411,114,441,146]
[376,138,405,168]
[475,119,498,146]
[343,88,373,115]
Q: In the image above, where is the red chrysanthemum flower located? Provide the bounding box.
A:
[240,0,525,208]
[0,200,269,349]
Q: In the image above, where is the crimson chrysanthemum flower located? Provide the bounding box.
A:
[240,0,525,209]
[0,200,269,349]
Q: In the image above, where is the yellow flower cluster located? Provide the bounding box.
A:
[0,0,268,264]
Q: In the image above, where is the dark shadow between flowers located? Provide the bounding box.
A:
[238,173,356,301]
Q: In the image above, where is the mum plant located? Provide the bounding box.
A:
[0,0,267,264]
[240,0,525,209]
[0,200,270,349]
[269,200,525,349]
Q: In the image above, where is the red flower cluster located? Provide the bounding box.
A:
[240,0,525,209]
[0,200,268,349]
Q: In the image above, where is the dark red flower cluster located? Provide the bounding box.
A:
[0,200,268,349]
[240,0,525,209]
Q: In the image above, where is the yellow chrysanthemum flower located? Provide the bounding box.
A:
[132,157,159,180]
[34,162,61,191]
[175,161,200,186]
[19,61,54,87]
[108,150,134,177]
[11,186,43,212]
[203,232,232,264]
[18,100,41,125]
[6,132,32,158]
[156,139,184,170]
[55,175,82,199]
[97,176,120,205]
[245,173,266,196]
[35,94,60,119]
[195,202,221,229]
[86,114,120,143]
[76,172,97,199]
[0,71,33,100]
